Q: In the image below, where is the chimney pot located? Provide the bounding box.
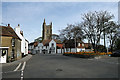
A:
[8,24,10,27]
[18,24,20,26]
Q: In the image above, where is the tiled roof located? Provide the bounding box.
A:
[42,39,62,46]
[56,44,64,48]
[34,42,38,47]
[0,25,21,40]
[42,39,51,46]
[54,39,62,43]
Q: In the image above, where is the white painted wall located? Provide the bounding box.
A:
[49,39,56,54]
[14,25,28,55]
[57,49,61,53]
[38,43,43,53]
[25,40,28,55]
[57,49,64,53]
[64,48,86,52]
[65,48,76,52]
[77,48,85,52]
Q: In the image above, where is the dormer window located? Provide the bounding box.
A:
[12,38,15,47]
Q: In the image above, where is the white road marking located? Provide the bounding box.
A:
[14,63,22,71]
[21,62,26,71]
[21,76,23,80]
[21,70,23,76]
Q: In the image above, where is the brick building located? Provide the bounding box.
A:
[0,24,21,63]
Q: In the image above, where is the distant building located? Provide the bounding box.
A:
[28,41,39,54]
[34,39,64,54]
[14,24,28,57]
[34,37,42,42]
[29,19,65,54]
[0,24,21,63]
[52,34,60,40]
[28,42,34,54]
[42,18,52,40]
[64,39,92,52]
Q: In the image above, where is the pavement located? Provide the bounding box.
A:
[1,54,32,67]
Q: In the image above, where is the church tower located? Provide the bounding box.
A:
[42,18,52,40]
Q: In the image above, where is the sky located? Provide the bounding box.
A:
[2,2,118,44]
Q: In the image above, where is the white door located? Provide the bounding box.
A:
[0,49,7,63]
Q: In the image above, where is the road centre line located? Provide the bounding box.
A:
[21,62,26,71]
[14,63,22,71]
[21,70,23,76]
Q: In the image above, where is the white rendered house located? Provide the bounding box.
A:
[36,39,64,54]
[49,39,56,54]
[14,24,28,56]
[37,43,43,53]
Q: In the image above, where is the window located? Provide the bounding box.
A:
[82,44,84,46]
[47,29,49,33]
[11,49,14,59]
[52,43,54,47]
[12,38,15,47]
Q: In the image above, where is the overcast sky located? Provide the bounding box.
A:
[2,2,118,43]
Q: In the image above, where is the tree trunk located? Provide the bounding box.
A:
[70,48,71,52]
[111,45,113,53]
[92,43,96,53]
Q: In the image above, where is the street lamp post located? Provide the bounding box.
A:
[75,36,77,53]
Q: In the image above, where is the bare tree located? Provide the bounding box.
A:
[59,24,74,40]
[59,24,84,52]
[106,21,120,52]
[80,11,114,52]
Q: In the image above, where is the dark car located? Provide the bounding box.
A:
[111,50,120,57]
[31,50,37,55]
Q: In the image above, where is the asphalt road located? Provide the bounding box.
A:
[2,53,119,79]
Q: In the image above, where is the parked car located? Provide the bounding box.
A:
[111,50,120,57]
[31,50,36,55]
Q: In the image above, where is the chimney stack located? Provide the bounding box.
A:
[50,22,52,25]
[8,24,10,27]
[18,24,20,26]
[43,18,46,24]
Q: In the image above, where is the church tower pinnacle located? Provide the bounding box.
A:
[42,18,52,40]
[44,18,46,24]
